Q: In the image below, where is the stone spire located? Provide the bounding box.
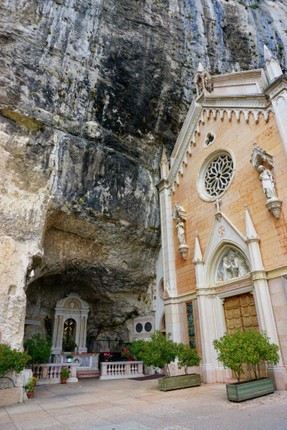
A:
[197,62,204,72]
[193,234,203,264]
[244,205,258,241]
[263,45,283,83]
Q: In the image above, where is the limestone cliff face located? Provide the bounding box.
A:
[1,0,287,348]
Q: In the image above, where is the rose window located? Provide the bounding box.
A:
[197,151,235,201]
[204,154,233,197]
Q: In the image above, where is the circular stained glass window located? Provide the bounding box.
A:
[197,151,235,201]
[135,323,143,333]
[145,322,152,332]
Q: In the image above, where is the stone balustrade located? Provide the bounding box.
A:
[31,363,78,384]
[100,361,144,380]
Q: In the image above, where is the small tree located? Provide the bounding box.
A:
[128,339,148,362]
[213,329,280,382]
[241,330,279,379]
[0,343,30,378]
[177,343,200,374]
[24,334,52,364]
[129,331,178,375]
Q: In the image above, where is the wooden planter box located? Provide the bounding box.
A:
[158,373,201,392]
[226,378,275,402]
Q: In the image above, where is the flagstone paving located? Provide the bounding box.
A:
[1,379,287,429]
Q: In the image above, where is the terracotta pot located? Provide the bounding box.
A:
[61,377,68,384]
[27,391,35,399]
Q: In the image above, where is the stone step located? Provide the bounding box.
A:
[76,370,100,379]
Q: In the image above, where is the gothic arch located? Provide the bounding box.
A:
[209,242,251,285]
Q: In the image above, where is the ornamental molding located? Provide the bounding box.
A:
[202,108,272,123]
[202,96,270,109]
[168,101,202,187]
[265,76,287,100]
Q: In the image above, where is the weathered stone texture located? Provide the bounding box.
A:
[1,0,287,348]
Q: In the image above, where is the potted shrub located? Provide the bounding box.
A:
[25,377,37,399]
[158,341,201,391]
[213,329,280,402]
[62,336,77,353]
[66,354,73,364]
[60,367,71,384]
[129,331,201,391]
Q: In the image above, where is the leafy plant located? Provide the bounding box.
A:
[62,336,77,352]
[122,346,135,361]
[25,376,37,392]
[240,330,279,379]
[66,354,74,359]
[213,330,279,382]
[24,334,52,364]
[60,367,71,378]
[129,331,178,375]
[128,339,148,362]
[0,343,31,378]
[177,343,201,374]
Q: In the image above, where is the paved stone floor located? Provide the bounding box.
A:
[1,379,287,430]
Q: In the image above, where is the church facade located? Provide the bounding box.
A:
[157,47,287,390]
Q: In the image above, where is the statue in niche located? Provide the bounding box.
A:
[173,204,187,246]
[217,249,249,282]
[176,221,186,245]
[257,165,277,200]
[173,204,189,259]
[250,144,282,218]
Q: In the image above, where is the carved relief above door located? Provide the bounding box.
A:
[223,292,259,334]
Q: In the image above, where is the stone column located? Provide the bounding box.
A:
[164,301,188,344]
[157,172,183,342]
[52,314,60,354]
[193,235,217,383]
[245,206,287,389]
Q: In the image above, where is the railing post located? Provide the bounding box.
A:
[41,365,49,379]
[70,364,77,378]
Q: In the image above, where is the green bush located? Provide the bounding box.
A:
[129,331,178,374]
[177,343,200,374]
[129,331,200,376]
[213,329,279,382]
[0,343,31,378]
[24,334,52,364]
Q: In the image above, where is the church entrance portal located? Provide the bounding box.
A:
[223,292,259,334]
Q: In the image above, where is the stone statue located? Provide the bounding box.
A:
[222,256,233,281]
[229,251,248,278]
[217,250,250,282]
[174,204,187,222]
[250,145,282,217]
[173,204,189,258]
[176,221,186,245]
[258,165,277,200]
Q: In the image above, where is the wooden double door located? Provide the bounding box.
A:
[223,292,259,334]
